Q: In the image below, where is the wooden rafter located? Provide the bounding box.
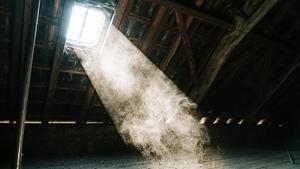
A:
[185,27,225,92]
[113,0,129,28]
[160,16,193,71]
[32,65,86,75]
[190,0,279,103]
[174,11,197,82]
[123,12,178,32]
[43,0,73,123]
[146,0,233,31]
[31,84,88,92]
[127,13,151,24]
[160,0,206,72]
[141,6,167,54]
[41,0,61,100]
[48,0,61,42]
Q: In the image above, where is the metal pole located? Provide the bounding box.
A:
[12,0,40,168]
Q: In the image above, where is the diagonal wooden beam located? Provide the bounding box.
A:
[174,11,197,82]
[160,0,205,72]
[146,0,233,31]
[190,0,279,103]
[43,0,73,123]
[113,0,129,28]
[48,0,61,43]
[141,6,167,54]
[160,16,193,71]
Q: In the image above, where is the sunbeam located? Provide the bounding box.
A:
[69,25,210,163]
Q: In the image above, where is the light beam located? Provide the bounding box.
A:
[70,25,209,159]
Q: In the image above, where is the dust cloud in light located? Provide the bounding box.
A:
[69,25,210,163]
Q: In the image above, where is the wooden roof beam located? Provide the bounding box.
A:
[174,11,197,82]
[146,0,233,31]
[48,0,61,42]
[190,0,279,103]
[43,0,73,123]
[141,6,167,54]
[113,0,129,28]
[160,16,193,71]
[32,65,87,75]
[160,0,205,72]
[127,13,150,24]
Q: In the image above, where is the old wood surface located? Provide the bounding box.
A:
[190,0,279,103]
[43,0,73,122]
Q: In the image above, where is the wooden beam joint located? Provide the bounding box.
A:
[175,11,197,82]
[146,0,233,31]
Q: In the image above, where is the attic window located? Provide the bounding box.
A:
[67,4,105,45]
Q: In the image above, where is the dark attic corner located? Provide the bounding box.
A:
[0,0,299,168]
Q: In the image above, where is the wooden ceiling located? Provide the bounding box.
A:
[0,0,299,126]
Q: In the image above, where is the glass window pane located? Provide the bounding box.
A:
[80,9,105,43]
[67,5,87,41]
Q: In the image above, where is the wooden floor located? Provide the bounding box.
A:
[1,148,300,169]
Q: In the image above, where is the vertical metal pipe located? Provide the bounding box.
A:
[12,0,40,168]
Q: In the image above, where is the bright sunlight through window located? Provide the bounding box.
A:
[67,5,105,45]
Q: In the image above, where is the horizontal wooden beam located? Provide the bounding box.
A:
[32,65,86,75]
[152,43,169,51]
[127,13,178,32]
[146,0,233,31]
[127,13,150,24]
[31,84,87,92]
[190,0,279,103]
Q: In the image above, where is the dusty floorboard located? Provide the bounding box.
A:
[1,148,299,169]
